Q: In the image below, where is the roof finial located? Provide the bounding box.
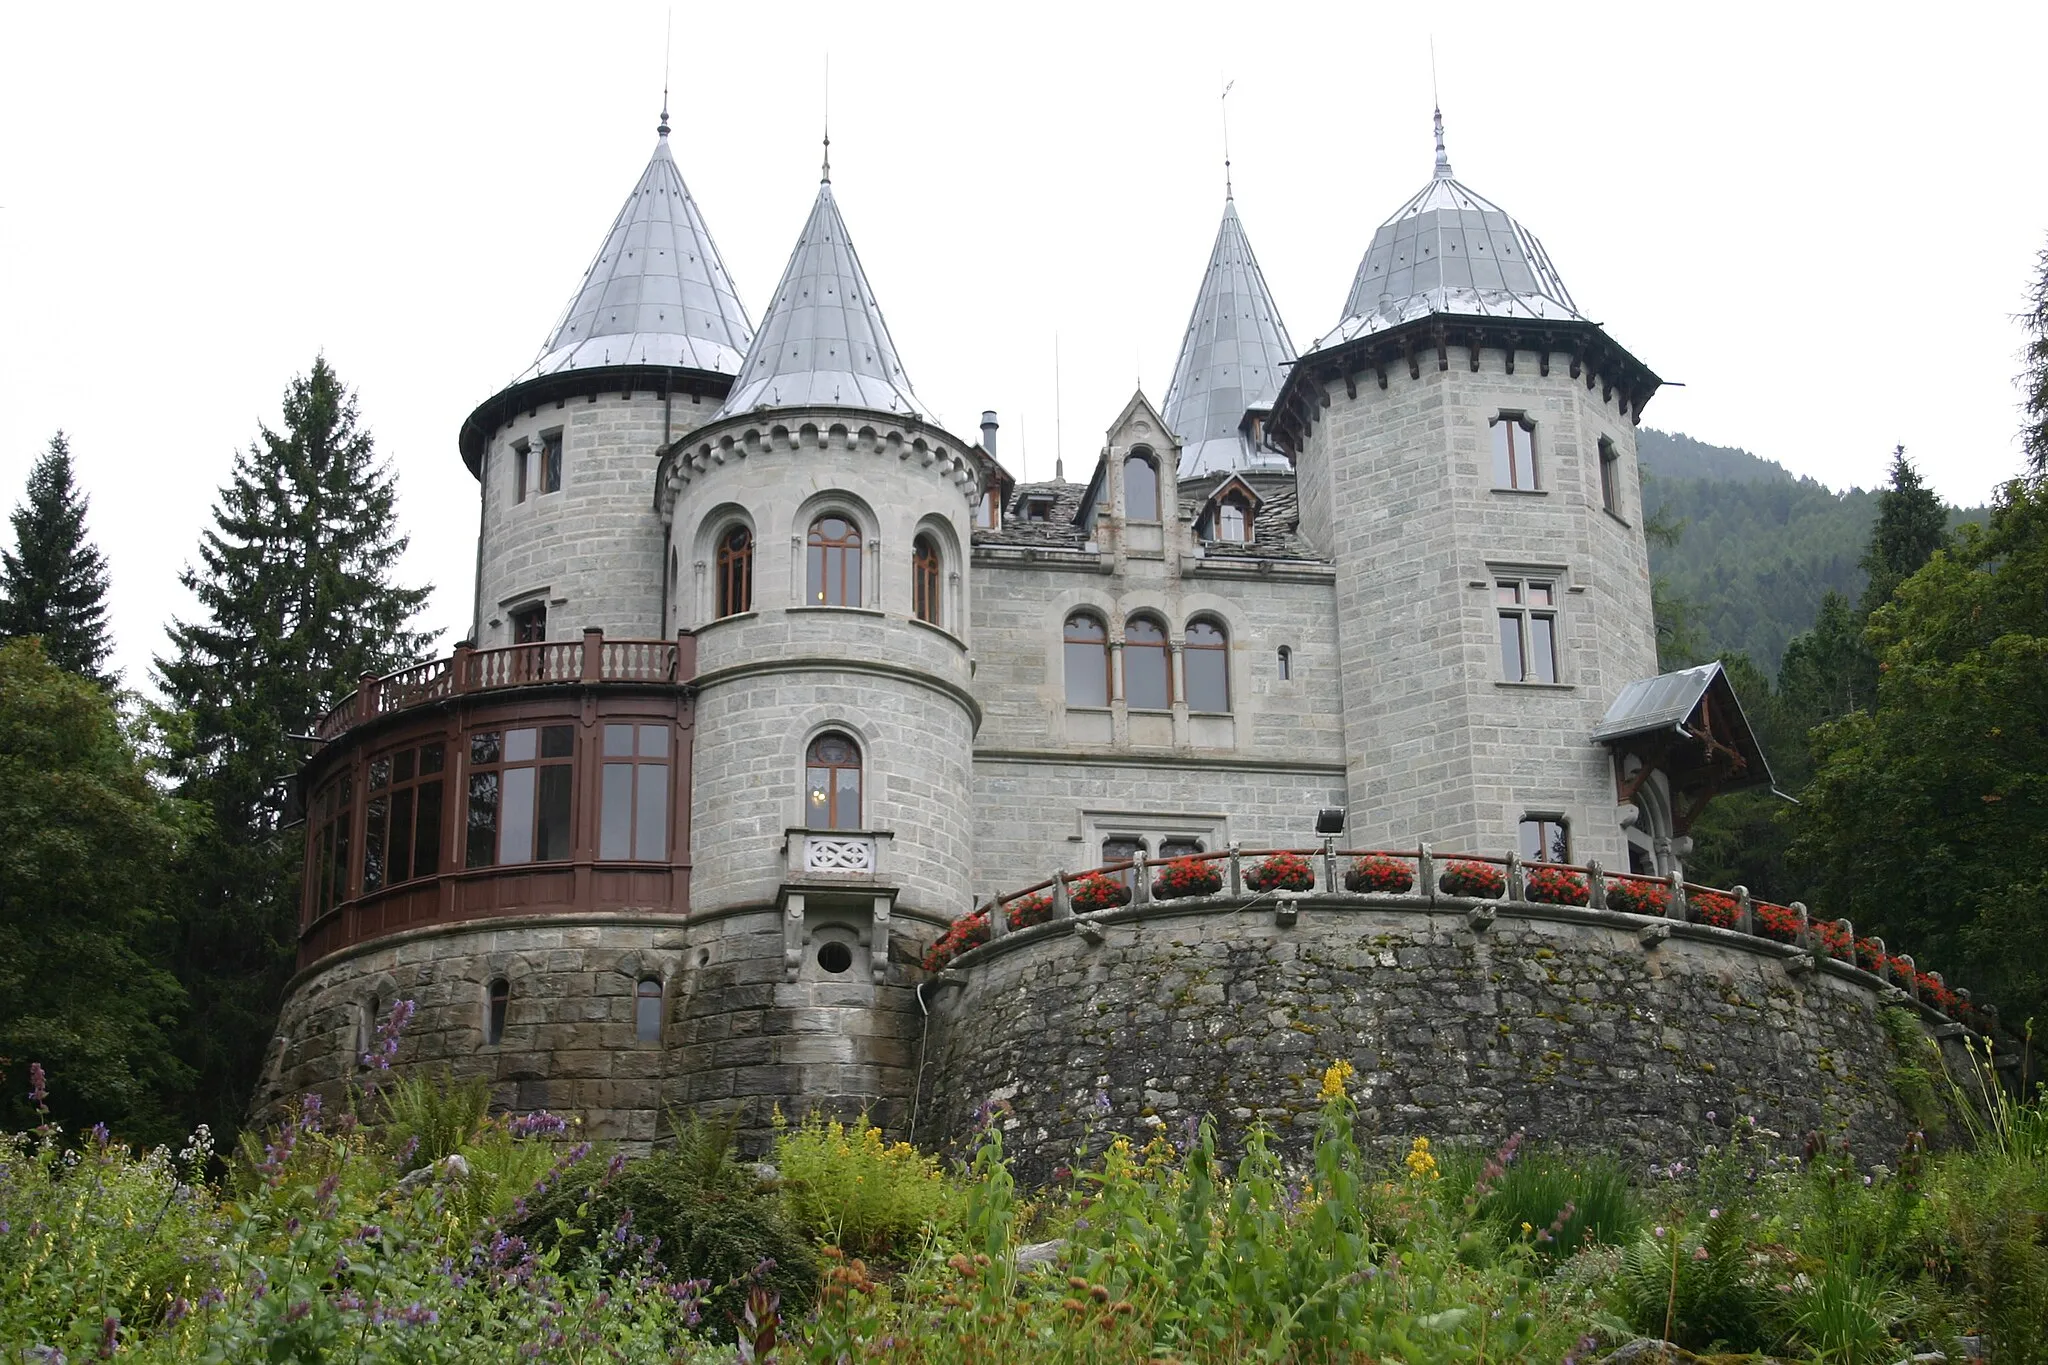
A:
[820,54,832,183]
[1430,39,1453,179]
[1221,76,1235,198]
[658,8,672,138]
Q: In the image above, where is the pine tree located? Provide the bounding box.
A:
[2023,234,2048,475]
[1857,446,1949,616]
[0,431,114,683]
[153,357,435,1135]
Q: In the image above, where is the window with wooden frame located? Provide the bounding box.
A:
[362,740,446,893]
[806,515,862,607]
[1124,615,1172,709]
[911,534,942,626]
[1102,835,1143,892]
[716,526,753,618]
[1184,617,1230,713]
[1597,436,1621,515]
[538,430,563,493]
[305,771,354,924]
[1214,494,1251,543]
[599,723,669,861]
[975,488,999,530]
[1123,452,1160,521]
[1496,576,1560,683]
[1490,413,1539,490]
[465,724,575,867]
[1519,816,1569,864]
[510,602,546,643]
[804,733,862,831]
[1063,612,1110,707]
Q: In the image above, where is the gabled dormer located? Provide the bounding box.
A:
[1075,390,1179,538]
[1192,473,1263,546]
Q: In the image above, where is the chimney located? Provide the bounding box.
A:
[980,410,999,457]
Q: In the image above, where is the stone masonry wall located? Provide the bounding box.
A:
[917,896,1969,1181]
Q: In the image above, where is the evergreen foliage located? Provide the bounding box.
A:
[0,432,114,684]
[2024,234,2048,475]
[1857,446,1951,617]
[152,357,434,1140]
[0,639,191,1139]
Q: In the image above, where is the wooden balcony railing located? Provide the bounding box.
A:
[314,630,694,742]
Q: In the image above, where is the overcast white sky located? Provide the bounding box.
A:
[4,2,2045,689]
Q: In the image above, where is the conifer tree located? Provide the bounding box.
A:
[0,431,114,683]
[154,357,434,1134]
[1857,445,1949,616]
[2023,234,2048,475]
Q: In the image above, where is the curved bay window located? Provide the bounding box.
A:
[1123,452,1160,521]
[466,725,574,867]
[599,723,669,861]
[716,526,753,618]
[1184,618,1229,713]
[807,515,862,607]
[1124,616,1171,710]
[1063,612,1110,707]
[306,772,354,925]
[363,741,445,894]
[911,534,942,626]
[805,733,863,831]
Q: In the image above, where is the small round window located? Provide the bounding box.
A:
[816,941,854,975]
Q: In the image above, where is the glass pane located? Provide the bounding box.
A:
[1159,838,1202,860]
[1125,641,1170,709]
[843,547,861,607]
[1064,642,1108,706]
[1277,646,1291,680]
[466,772,498,868]
[505,728,537,763]
[388,788,414,886]
[834,765,861,831]
[1528,581,1554,606]
[1519,820,1544,861]
[1186,620,1224,647]
[333,822,351,907]
[540,725,574,759]
[487,987,507,1045]
[394,749,415,784]
[535,764,572,861]
[369,756,391,790]
[420,742,445,774]
[636,985,662,1042]
[636,764,668,859]
[1064,614,1105,642]
[413,780,442,880]
[604,724,635,757]
[1491,423,1513,487]
[600,763,634,860]
[1495,581,1521,605]
[1530,615,1558,683]
[807,545,825,603]
[1186,648,1228,713]
[1124,457,1159,520]
[1516,443,1538,490]
[363,795,388,892]
[1549,823,1569,863]
[806,768,831,830]
[471,731,501,766]
[638,725,666,758]
[1499,614,1524,681]
[500,766,535,864]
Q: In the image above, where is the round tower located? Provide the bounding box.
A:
[457,108,755,645]
[1268,109,1664,874]
[652,157,988,1148]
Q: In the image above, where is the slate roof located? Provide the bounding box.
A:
[1161,197,1296,479]
[973,470,1319,563]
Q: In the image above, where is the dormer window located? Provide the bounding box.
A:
[1216,495,1251,543]
[975,489,1000,530]
[1123,452,1160,521]
[1024,495,1055,523]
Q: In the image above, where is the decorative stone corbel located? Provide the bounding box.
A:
[870,896,891,985]
[782,895,806,983]
[1077,922,1105,946]
[1466,904,1497,933]
[1639,922,1672,950]
[1275,902,1298,928]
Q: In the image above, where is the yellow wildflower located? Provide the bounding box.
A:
[1318,1058,1356,1101]
[1403,1136,1440,1181]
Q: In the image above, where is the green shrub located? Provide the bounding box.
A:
[371,1068,492,1171]
[773,1110,953,1258]
[1929,1147,2048,1364]
[1613,1210,1772,1352]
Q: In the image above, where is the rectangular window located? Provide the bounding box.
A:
[539,431,563,494]
[1598,436,1620,515]
[1496,576,1560,683]
[465,724,575,867]
[305,772,354,923]
[599,723,669,860]
[1491,414,1539,490]
[362,741,446,892]
[510,602,546,643]
[513,440,531,503]
[1520,817,1569,864]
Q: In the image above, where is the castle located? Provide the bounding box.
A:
[259,104,1975,1171]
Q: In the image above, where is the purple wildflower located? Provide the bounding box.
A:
[28,1062,47,1109]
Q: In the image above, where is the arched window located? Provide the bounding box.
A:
[805,733,862,831]
[635,978,663,1042]
[911,534,942,626]
[1184,618,1229,712]
[807,515,862,607]
[1063,612,1109,707]
[485,979,508,1046]
[359,994,381,1064]
[1491,413,1539,490]
[716,526,753,618]
[1123,452,1160,521]
[1216,496,1250,543]
[1277,645,1292,681]
[1124,616,1171,709]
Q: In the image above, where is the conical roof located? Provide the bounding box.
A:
[1162,196,1296,477]
[517,125,755,382]
[715,172,924,420]
[1311,109,1585,353]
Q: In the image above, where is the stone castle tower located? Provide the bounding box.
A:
[253,103,1965,1175]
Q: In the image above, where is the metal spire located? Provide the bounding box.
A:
[659,9,672,138]
[821,55,832,183]
[1163,196,1296,477]
[1433,104,1453,179]
[1221,78,1235,198]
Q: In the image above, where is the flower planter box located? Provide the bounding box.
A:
[1437,860,1505,899]
[1153,857,1223,900]
[1069,874,1132,913]
[1246,852,1316,893]
[1691,892,1740,929]
[1345,855,1415,894]
[1524,867,1589,907]
[1605,879,1671,916]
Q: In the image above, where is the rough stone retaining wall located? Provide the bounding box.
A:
[915,895,1974,1181]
